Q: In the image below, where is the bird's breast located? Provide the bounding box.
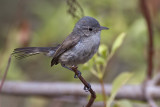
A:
[59,31,101,66]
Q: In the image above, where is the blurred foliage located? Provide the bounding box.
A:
[107,72,133,107]
[0,0,160,107]
[82,33,126,79]
[114,100,133,107]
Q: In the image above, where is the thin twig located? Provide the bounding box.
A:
[140,0,154,79]
[0,55,12,92]
[100,78,107,107]
[71,66,96,107]
[140,1,155,106]
[66,0,84,19]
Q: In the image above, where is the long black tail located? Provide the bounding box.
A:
[12,46,59,59]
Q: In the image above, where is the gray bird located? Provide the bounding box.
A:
[13,16,108,70]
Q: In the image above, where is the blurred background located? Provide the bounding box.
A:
[0,0,160,107]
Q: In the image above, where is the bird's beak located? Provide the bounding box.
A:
[100,26,109,30]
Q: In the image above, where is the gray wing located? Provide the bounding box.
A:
[51,32,81,66]
[12,46,59,59]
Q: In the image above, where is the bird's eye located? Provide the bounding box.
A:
[88,28,92,31]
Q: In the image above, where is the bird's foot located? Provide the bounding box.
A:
[84,83,91,92]
[70,65,81,78]
[74,70,81,78]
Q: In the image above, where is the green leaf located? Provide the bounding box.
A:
[81,63,90,71]
[90,68,99,78]
[107,72,133,107]
[87,94,109,102]
[98,44,108,59]
[110,33,126,57]
[116,100,133,107]
[95,57,106,64]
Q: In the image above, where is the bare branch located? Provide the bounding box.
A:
[1,81,160,101]
[0,55,12,92]
[145,73,160,107]
[140,0,154,79]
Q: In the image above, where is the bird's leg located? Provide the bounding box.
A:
[61,64,72,71]
[62,65,91,91]
[61,64,81,78]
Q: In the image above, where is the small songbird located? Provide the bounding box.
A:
[13,16,108,71]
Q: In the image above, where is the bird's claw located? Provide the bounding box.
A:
[74,70,81,78]
[84,83,91,92]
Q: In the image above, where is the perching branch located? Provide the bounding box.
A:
[71,66,96,107]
